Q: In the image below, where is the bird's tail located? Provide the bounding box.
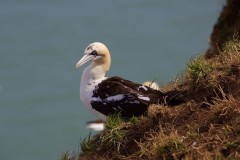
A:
[86,119,105,131]
[163,90,187,106]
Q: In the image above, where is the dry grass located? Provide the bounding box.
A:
[185,37,240,103]
[62,39,240,160]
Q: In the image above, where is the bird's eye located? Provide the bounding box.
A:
[91,50,98,56]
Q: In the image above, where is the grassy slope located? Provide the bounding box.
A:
[62,39,240,160]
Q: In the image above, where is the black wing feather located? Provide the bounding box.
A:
[90,76,165,117]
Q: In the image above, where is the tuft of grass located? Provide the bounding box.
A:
[186,124,200,139]
[80,133,97,155]
[78,113,131,158]
[99,114,127,151]
[60,152,78,160]
[155,131,185,160]
[134,127,186,159]
[221,34,240,54]
[187,55,213,84]
[185,38,240,102]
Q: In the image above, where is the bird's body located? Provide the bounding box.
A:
[76,42,184,120]
[79,64,107,119]
[91,76,166,118]
[143,81,160,90]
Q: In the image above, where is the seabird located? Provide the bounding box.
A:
[143,81,160,90]
[76,42,184,120]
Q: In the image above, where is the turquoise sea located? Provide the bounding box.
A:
[0,1,225,160]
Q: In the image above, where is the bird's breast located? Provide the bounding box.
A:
[80,77,106,105]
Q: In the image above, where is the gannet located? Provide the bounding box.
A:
[85,81,160,131]
[76,42,184,120]
[143,81,160,90]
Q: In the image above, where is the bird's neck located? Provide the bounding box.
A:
[81,63,107,84]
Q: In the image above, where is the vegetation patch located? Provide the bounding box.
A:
[185,37,240,102]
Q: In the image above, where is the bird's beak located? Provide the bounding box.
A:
[75,54,95,69]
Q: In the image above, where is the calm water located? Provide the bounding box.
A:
[0,1,224,160]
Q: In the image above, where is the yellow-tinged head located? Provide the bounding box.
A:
[143,81,160,90]
[75,42,111,72]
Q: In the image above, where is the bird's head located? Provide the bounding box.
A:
[75,42,111,72]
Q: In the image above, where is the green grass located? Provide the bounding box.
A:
[80,133,97,155]
[184,38,240,102]
[78,113,131,158]
[99,114,127,152]
[60,152,78,160]
[187,55,213,84]
[155,131,186,160]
